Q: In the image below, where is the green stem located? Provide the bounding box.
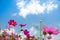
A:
[44,35,46,40]
[40,20,43,40]
[40,27,42,40]
[40,24,42,40]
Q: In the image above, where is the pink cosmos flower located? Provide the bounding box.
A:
[42,26,59,35]
[15,38,19,40]
[42,26,49,33]
[19,24,26,27]
[47,36,52,39]
[0,38,5,40]
[23,29,35,39]
[22,38,26,40]
[6,26,11,29]
[42,38,44,40]
[29,36,35,39]
[6,38,10,40]
[8,20,17,27]
[27,36,35,40]
[12,33,16,38]
[23,29,29,36]
[3,31,10,37]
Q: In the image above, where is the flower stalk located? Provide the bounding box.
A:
[40,20,43,40]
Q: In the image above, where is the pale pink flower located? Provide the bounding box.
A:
[6,26,11,29]
[15,38,19,40]
[42,26,59,35]
[12,33,16,38]
[42,26,49,33]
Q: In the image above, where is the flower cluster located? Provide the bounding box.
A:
[0,30,27,40]
[0,20,59,40]
[0,20,36,40]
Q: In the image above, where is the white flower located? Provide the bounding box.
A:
[5,28,15,35]
[0,30,4,35]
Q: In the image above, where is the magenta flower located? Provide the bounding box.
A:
[23,29,29,36]
[27,35,35,40]
[26,34,30,38]
[0,38,5,40]
[42,26,59,35]
[8,20,17,27]
[15,38,19,40]
[6,38,10,40]
[12,33,16,38]
[19,24,26,27]
[22,38,26,40]
[42,38,44,40]
[23,29,35,39]
[29,36,35,38]
[47,36,52,39]
[48,26,59,35]
[3,31,10,37]
[6,26,11,29]
[42,26,49,33]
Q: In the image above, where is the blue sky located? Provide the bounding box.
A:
[0,0,60,37]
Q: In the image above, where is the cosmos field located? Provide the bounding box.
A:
[0,0,60,40]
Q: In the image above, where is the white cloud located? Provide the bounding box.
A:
[29,26,38,36]
[16,0,58,18]
[12,13,17,16]
[46,0,58,13]
[16,0,26,8]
